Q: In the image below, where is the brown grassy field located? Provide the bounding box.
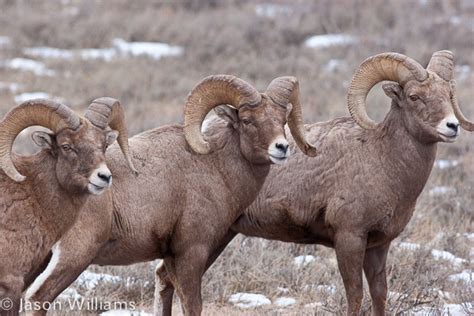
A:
[0,0,472,315]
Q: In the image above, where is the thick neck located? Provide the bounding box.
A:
[373,104,437,198]
[206,125,271,215]
[16,151,88,242]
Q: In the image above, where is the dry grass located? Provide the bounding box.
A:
[0,0,473,314]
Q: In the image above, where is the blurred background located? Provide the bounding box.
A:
[0,0,472,314]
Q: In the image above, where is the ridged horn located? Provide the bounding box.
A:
[184,75,261,154]
[347,52,428,129]
[265,76,316,156]
[0,99,80,182]
[84,97,138,174]
[427,50,454,81]
[450,80,474,131]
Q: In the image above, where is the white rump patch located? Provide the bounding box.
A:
[25,242,61,300]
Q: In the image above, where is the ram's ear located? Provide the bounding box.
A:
[215,105,239,129]
[32,131,55,150]
[106,130,119,146]
[382,82,404,105]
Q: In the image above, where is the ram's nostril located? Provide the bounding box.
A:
[98,172,111,183]
[275,143,289,153]
[446,122,460,132]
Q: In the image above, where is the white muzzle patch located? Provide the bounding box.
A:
[87,163,112,195]
[436,114,460,143]
[268,137,290,165]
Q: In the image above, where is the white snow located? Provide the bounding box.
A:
[0,81,21,93]
[112,38,183,60]
[79,48,116,61]
[2,58,55,76]
[398,242,421,251]
[24,47,74,60]
[455,65,471,81]
[434,159,459,169]
[431,249,467,266]
[304,302,324,308]
[57,288,82,300]
[276,286,289,294]
[323,59,346,73]
[429,186,456,196]
[228,292,271,309]
[0,36,11,47]
[305,34,357,49]
[24,39,183,62]
[293,255,316,267]
[255,3,292,18]
[448,270,473,283]
[412,303,472,314]
[14,92,53,104]
[398,242,467,267]
[100,310,151,316]
[76,271,122,290]
[274,297,296,307]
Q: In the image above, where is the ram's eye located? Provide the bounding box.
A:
[62,144,72,152]
[409,95,419,102]
[242,119,251,125]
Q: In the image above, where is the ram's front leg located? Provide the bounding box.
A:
[154,231,237,316]
[334,230,367,316]
[0,274,23,316]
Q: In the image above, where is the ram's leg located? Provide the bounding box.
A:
[0,274,23,316]
[363,243,390,316]
[24,205,110,316]
[334,231,367,316]
[163,245,211,316]
[154,232,237,316]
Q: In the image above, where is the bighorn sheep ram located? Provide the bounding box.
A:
[153,51,473,315]
[0,98,135,316]
[21,75,316,316]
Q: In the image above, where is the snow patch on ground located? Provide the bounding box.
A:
[57,288,82,300]
[0,36,11,47]
[434,159,459,169]
[76,271,122,290]
[228,293,271,309]
[24,38,183,62]
[429,186,456,196]
[0,81,21,93]
[274,297,296,307]
[304,302,324,308]
[2,58,55,76]
[14,92,64,104]
[294,255,316,267]
[323,59,346,73]
[255,3,292,18]
[448,270,473,283]
[305,34,357,49]
[112,38,183,60]
[398,242,467,267]
[100,310,151,316]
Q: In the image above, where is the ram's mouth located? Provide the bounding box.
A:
[438,132,458,143]
[88,182,107,195]
[269,154,288,164]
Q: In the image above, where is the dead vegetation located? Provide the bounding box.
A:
[0,0,472,314]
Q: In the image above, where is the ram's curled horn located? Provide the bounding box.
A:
[265,76,317,157]
[347,52,428,130]
[0,99,80,182]
[183,75,261,154]
[450,80,474,131]
[84,97,138,174]
[427,50,454,81]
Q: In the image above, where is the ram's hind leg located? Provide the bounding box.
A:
[363,243,390,316]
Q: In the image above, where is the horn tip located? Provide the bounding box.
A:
[304,144,318,157]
